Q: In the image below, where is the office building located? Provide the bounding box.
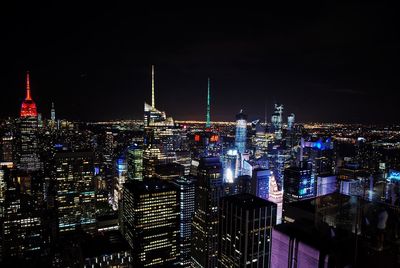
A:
[127,144,143,181]
[283,166,315,203]
[171,176,196,267]
[120,179,179,267]
[219,193,277,268]
[18,71,41,171]
[251,168,271,200]
[235,110,247,155]
[54,151,96,233]
[191,157,223,268]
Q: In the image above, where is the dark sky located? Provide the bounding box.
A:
[1,3,399,123]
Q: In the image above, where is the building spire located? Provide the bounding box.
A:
[206,77,211,128]
[151,65,155,108]
[26,71,31,100]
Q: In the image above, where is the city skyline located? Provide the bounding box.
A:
[1,4,398,123]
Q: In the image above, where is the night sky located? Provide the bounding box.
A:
[1,4,398,123]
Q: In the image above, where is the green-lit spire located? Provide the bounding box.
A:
[206,78,211,128]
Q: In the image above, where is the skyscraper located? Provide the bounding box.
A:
[51,102,56,122]
[120,179,179,267]
[0,171,50,266]
[219,193,277,268]
[235,110,247,155]
[143,65,174,127]
[54,151,96,233]
[171,176,196,267]
[283,166,315,203]
[18,71,41,171]
[251,168,271,200]
[287,113,295,132]
[271,104,283,140]
[127,144,143,181]
[191,157,223,268]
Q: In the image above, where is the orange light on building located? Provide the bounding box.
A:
[194,134,201,142]
[210,135,219,142]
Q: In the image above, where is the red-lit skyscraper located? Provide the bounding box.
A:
[18,71,41,171]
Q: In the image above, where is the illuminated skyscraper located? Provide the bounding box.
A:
[143,65,174,127]
[191,157,223,268]
[54,152,96,233]
[51,102,56,122]
[283,166,315,203]
[18,71,41,171]
[219,193,277,268]
[120,179,179,267]
[222,149,239,184]
[287,113,295,132]
[271,104,283,140]
[235,110,247,155]
[251,168,271,200]
[0,171,49,265]
[171,176,196,267]
[127,144,143,181]
[1,135,14,163]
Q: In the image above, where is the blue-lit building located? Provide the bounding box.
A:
[271,104,283,140]
[235,110,247,155]
[287,113,295,132]
[251,168,271,200]
[283,166,315,203]
[300,137,335,178]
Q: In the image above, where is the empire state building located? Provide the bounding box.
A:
[18,71,41,171]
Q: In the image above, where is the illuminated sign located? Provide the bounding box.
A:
[194,134,200,142]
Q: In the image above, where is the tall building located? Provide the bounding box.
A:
[54,151,96,233]
[191,157,223,268]
[287,113,295,132]
[171,176,196,267]
[251,168,271,200]
[18,71,41,171]
[143,65,174,127]
[283,166,315,203]
[219,193,277,268]
[1,135,14,163]
[271,104,283,140]
[235,110,247,155]
[120,179,179,267]
[222,149,239,184]
[51,102,56,121]
[0,171,50,266]
[127,144,143,181]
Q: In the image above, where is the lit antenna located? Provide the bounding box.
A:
[26,71,31,100]
[206,78,211,128]
[151,65,155,108]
